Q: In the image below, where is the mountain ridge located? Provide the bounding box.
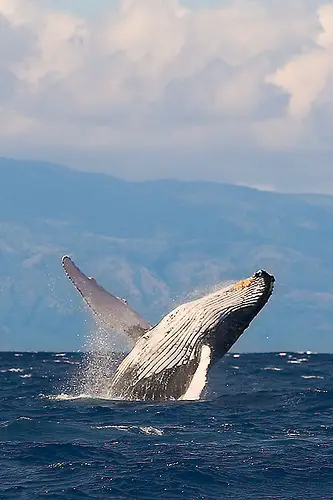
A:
[1,157,333,352]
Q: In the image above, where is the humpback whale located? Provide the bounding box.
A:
[62,256,274,401]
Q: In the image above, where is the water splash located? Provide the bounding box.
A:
[65,323,130,399]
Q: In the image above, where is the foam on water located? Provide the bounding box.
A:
[1,368,25,373]
[92,424,164,435]
[288,358,309,364]
[48,393,121,401]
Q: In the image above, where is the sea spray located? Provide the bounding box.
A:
[172,280,236,307]
[68,323,130,399]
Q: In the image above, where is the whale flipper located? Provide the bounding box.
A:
[62,256,151,342]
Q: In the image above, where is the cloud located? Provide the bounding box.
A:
[267,4,333,120]
[0,0,333,191]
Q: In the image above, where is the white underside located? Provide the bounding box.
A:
[179,345,211,401]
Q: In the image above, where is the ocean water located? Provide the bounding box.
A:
[1,351,333,499]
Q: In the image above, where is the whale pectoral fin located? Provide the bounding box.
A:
[179,344,211,400]
[61,256,151,342]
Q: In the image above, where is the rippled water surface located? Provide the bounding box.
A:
[1,351,333,499]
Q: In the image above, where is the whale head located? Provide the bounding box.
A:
[202,269,275,360]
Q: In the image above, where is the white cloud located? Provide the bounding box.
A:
[266,4,333,121]
[1,0,333,191]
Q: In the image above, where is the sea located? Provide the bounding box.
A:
[1,350,333,500]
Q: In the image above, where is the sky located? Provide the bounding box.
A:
[1,0,333,192]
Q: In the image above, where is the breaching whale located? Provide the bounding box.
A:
[62,256,274,401]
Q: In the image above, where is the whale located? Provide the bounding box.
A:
[62,256,274,401]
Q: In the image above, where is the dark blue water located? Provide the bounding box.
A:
[1,351,333,499]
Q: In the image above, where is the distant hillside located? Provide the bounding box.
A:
[0,157,333,352]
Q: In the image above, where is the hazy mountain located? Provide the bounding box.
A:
[1,157,333,352]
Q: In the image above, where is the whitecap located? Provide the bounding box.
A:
[47,393,94,401]
[94,425,118,430]
[302,375,324,379]
[48,462,66,469]
[94,425,130,431]
[139,426,164,436]
[46,393,121,401]
[288,358,308,364]
[263,367,282,371]
[0,368,25,373]
[93,424,164,436]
